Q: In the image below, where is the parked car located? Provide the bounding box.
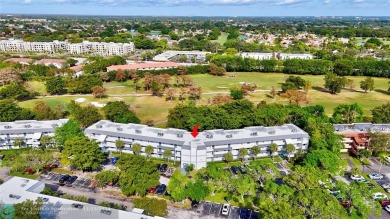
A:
[59,175,71,184]
[356,178,369,183]
[329,190,341,196]
[66,176,78,185]
[9,194,21,199]
[191,200,199,209]
[385,205,390,213]
[230,166,239,174]
[384,156,390,163]
[159,164,168,172]
[155,184,166,195]
[369,173,384,180]
[221,204,230,216]
[240,208,250,219]
[147,185,158,193]
[350,175,364,181]
[373,192,388,200]
[382,183,390,189]
[381,200,390,207]
[101,209,112,215]
[71,203,83,209]
[111,157,119,165]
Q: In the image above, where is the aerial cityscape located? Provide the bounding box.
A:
[0,1,390,219]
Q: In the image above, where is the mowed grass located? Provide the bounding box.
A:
[26,81,47,95]
[212,32,229,45]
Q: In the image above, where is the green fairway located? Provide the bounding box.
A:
[212,32,228,45]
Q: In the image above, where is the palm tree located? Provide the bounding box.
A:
[270,143,279,161]
[132,143,142,155]
[223,152,233,164]
[285,144,296,162]
[13,139,25,149]
[145,145,154,159]
[115,140,124,154]
[250,146,260,160]
[163,149,173,162]
[238,148,248,162]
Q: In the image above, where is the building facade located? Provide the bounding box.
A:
[0,119,68,149]
[334,123,390,154]
[0,39,134,56]
[241,52,313,60]
[85,120,309,169]
[153,51,210,62]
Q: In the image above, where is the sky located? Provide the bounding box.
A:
[1,0,390,16]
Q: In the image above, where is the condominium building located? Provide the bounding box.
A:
[334,123,390,154]
[0,39,134,56]
[85,120,309,169]
[0,176,164,219]
[0,119,68,149]
[153,50,210,62]
[241,52,313,60]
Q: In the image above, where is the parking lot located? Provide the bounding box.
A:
[198,201,259,219]
[39,172,96,189]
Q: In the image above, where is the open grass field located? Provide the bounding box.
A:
[354,37,390,45]
[19,72,390,126]
[211,32,229,45]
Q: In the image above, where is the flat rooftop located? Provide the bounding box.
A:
[334,123,390,134]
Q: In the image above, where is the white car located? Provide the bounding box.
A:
[384,156,390,163]
[221,204,230,216]
[373,192,388,200]
[385,205,390,213]
[382,183,390,189]
[350,175,365,181]
[369,173,384,180]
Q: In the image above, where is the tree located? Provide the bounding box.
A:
[115,69,126,82]
[166,88,176,101]
[163,149,173,162]
[167,170,188,202]
[250,146,261,160]
[145,145,154,158]
[286,144,295,161]
[230,88,244,100]
[238,148,248,162]
[33,101,60,120]
[39,135,53,150]
[73,105,102,128]
[133,198,168,217]
[187,86,202,100]
[99,72,109,82]
[92,86,106,98]
[270,86,276,98]
[46,77,66,94]
[360,77,374,93]
[369,132,390,155]
[130,70,140,92]
[186,180,210,202]
[346,79,355,90]
[332,103,363,123]
[371,103,390,123]
[281,76,306,92]
[270,143,279,161]
[13,199,42,219]
[54,119,84,147]
[280,90,308,105]
[151,81,164,96]
[95,170,120,188]
[209,63,226,76]
[132,143,142,155]
[324,72,346,94]
[185,164,194,174]
[63,136,106,170]
[0,99,34,122]
[303,149,347,174]
[304,80,312,93]
[115,140,124,154]
[102,101,140,124]
[13,139,25,148]
[117,154,160,197]
[226,48,238,55]
[0,83,30,100]
[223,152,233,164]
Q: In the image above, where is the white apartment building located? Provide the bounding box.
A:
[0,119,68,149]
[0,177,164,219]
[0,39,134,56]
[153,50,210,62]
[241,52,313,60]
[85,120,309,169]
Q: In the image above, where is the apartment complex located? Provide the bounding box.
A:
[85,120,309,169]
[334,123,390,154]
[241,52,313,60]
[153,50,210,62]
[0,39,134,56]
[0,177,165,219]
[0,119,68,149]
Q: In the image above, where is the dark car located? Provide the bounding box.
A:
[59,175,71,184]
[238,166,246,174]
[66,176,78,185]
[82,167,93,172]
[155,184,166,195]
[71,203,83,209]
[191,200,199,209]
[159,164,168,172]
[230,166,239,174]
[148,185,158,193]
[381,200,390,207]
[111,157,119,165]
[240,208,251,219]
[101,209,112,215]
[9,194,21,199]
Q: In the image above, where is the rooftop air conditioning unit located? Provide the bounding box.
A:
[4,126,12,129]
[206,134,213,139]
[251,132,257,136]
[226,134,233,138]
[135,130,142,134]
[158,132,164,136]
[177,134,183,138]
[268,131,275,134]
[117,127,123,131]
[96,125,103,129]
[24,124,31,128]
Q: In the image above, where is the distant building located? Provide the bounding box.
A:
[240,52,313,60]
[0,119,68,149]
[106,62,182,72]
[334,123,390,154]
[85,120,309,170]
[153,51,210,62]
[0,176,164,219]
[0,39,134,56]
[34,59,66,68]
[5,57,33,65]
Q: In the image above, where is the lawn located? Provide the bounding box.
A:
[10,172,41,180]
[211,32,229,45]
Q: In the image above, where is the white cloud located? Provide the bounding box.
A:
[276,0,307,5]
